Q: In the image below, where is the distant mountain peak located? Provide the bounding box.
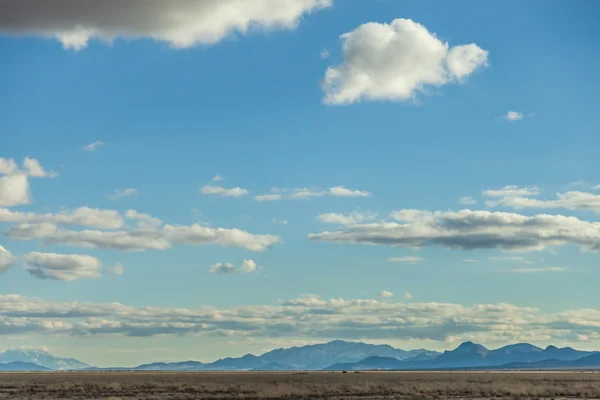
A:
[545,345,559,351]
[0,348,90,370]
[455,341,488,352]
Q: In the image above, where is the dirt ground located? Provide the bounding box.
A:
[1,370,600,400]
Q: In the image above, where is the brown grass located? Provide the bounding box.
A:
[1,371,600,399]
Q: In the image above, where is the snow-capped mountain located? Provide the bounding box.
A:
[0,349,91,370]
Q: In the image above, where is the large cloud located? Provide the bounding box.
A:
[309,209,600,252]
[2,293,600,346]
[0,0,332,50]
[485,186,600,214]
[8,222,280,252]
[0,207,124,229]
[23,252,121,281]
[323,18,488,104]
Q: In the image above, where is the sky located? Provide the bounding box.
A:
[1,0,600,367]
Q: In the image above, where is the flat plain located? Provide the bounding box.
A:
[1,371,600,400]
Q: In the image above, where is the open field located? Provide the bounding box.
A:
[1,371,600,400]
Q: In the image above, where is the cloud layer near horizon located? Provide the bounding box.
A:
[0,294,598,347]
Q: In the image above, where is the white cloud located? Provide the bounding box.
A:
[22,157,57,178]
[255,186,371,201]
[486,190,600,214]
[323,18,488,105]
[0,0,332,51]
[317,211,377,226]
[378,290,393,298]
[463,259,478,263]
[459,196,477,205]
[404,292,413,300]
[310,209,600,252]
[0,174,31,207]
[483,185,540,198]
[240,259,258,273]
[489,256,533,264]
[201,185,249,197]
[320,48,330,59]
[271,218,288,225]
[0,159,18,175]
[0,206,124,229]
[211,175,224,182]
[0,158,57,206]
[23,252,121,281]
[109,188,138,201]
[510,267,567,274]
[328,186,371,197]
[255,194,282,202]
[125,210,162,230]
[0,246,14,272]
[83,141,105,151]
[209,259,259,274]
[503,111,524,121]
[388,256,423,264]
[8,221,280,252]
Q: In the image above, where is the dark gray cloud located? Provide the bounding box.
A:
[0,0,332,50]
[309,210,600,252]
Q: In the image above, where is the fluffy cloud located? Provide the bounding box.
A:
[0,174,30,207]
[8,222,280,252]
[22,157,56,178]
[404,292,413,300]
[3,293,600,346]
[323,18,488,104]
[388,256,423,264]
[0,207,124,229]
[83,141,105,151]
[209,259,258,274]
[255,186,371,201]
[0,158,56,207]
[309,209,600,252]
[0,0,332,50]
[378,290,393,297]
[486,189,600,214]
[23,252,121,281]
[503,111,524,121]
[201,185,249,197]
[317,211,376,226]
[0,246,14,272]
[125,210,162,230]
[109,188,138,201]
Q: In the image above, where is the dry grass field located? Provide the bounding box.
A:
[1,371,600,400]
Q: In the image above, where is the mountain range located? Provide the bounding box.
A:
[1,340,599,372]
[325,341,597,370]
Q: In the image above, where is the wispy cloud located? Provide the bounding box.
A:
[83,141,105,152]
[201,185,248,197]
[388,256,423,264]
[109,188,138,201]
[255,186,371,201]
[459,196,477,205]
[510,267,567,274]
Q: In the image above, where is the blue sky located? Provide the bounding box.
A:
[1,0,600,366]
